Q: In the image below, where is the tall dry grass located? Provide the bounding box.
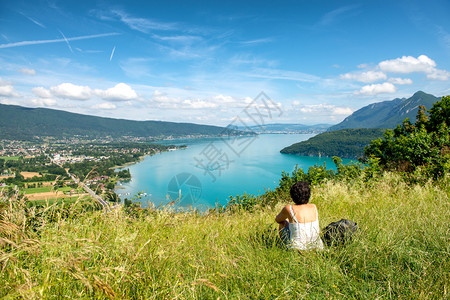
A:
[0,172,449,299]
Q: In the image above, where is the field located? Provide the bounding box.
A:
[0,156,20,161]
[24,186,52,194]
[1,172,448,299]
[20,171,41,179]
[27,195,91,206]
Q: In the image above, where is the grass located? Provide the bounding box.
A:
[1,172,449,299]
[0,156,20,161]
[27,196,89,206]
[24,186,81,194]
[24,186,52,194]
[57,186,74,192]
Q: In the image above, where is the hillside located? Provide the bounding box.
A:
[280,128,385,159]
[0,104,231,140]
[328,91,440,131]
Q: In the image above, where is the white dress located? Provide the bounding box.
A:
[288,205,324,250]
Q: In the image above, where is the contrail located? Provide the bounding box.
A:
[0,32,120,49]
[110,46,116,61]
[59,30,74,53]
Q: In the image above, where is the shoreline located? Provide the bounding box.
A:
[113,147,184,170]
[113,146,186,172]
[113,156,146,170]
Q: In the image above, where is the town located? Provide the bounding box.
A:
[0,139,180,208]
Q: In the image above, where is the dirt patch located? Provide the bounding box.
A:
[26,191,88,201]
[21,172,42,179]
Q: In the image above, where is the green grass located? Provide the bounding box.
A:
[0,156,20,161]
[27,195,91,206]
[24,186,52,194]
[57,186,75,192]
[1,173,449,299]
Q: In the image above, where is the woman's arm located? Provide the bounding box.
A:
[275,206,290,224]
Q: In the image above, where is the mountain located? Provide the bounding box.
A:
[0,104,233,141]
[328,91,440,131]
[280,128,385,159]
[238,123,331,133]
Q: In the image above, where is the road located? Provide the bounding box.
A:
[70,174,111,211]
[45,152,111,211]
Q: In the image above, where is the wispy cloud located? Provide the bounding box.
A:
[238,38,273,46]
[318,4,361,26]
[58,30,74,53]
[96,9,178,33]
[110,46,116,62]
[19,12,46,28]
[152,34,203,44]
[18,68,36,75]
[247,68,320,83]
[0,32,120,49]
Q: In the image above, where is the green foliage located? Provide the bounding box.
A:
[227,193,260,212]
[105,191,120,203]
[117,168,131,179]
[364,95,450,179]
[280,128,385,159]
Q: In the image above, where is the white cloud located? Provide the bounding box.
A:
[388,77,413,85]
[293,103,353,116]
[0,85,18,97]
[182,99,218,109]
[0,78,19,97]
[426,69,450,81]
[94,83,137,101]
[378,55,436,73]
[340,70,387,83]
[18,68,36,75]
[0,98,19,105]
[356,82,397,95]
[213,94,237,103]
[50,83,92,100]
[92,102,116,110]
[35,82,138,102]
[31,98,57,106]
[32,87,52,98]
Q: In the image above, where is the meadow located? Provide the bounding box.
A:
[1,172,448,299]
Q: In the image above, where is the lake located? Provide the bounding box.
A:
[115,133,349,209]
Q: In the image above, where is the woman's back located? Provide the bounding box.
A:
[287,204,324,250]
[287,203,317,223]
[275,181,324,251]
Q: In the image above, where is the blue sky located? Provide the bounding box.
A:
[1,0,449,126]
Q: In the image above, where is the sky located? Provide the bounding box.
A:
[1,0,449,126]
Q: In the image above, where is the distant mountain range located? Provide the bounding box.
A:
[328,91,440,131]
[238,123,331,133]
[0,104,233,141]
[281,91,443,159]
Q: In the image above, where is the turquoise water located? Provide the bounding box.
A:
[116,134,349,209]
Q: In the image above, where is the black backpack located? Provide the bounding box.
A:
[322,219,359,247]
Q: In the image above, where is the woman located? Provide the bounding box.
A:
[275,181,324,250]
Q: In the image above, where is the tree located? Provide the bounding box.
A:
[364,95,450,178]
[105,191,120,203]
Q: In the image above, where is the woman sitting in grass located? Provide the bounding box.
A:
[275,181,324,250]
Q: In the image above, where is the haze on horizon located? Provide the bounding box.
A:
[0,0,449,127]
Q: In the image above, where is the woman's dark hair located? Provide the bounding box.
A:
[290,181,311,205]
